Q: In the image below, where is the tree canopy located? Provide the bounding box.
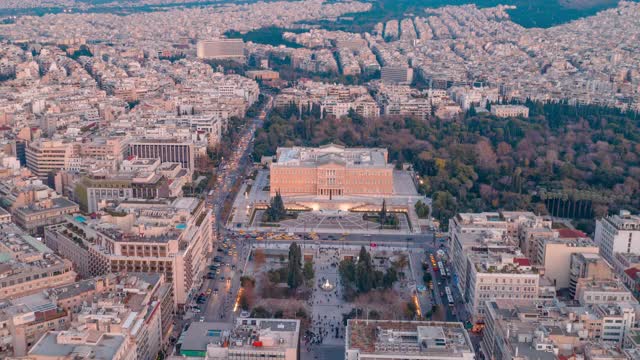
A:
[339,246,398,297]
[265,191,287,222]
[254,102,640,230]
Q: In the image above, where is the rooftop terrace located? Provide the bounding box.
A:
[346,320,473,357]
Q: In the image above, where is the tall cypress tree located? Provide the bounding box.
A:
[356,246,373,293]
[287,242,303,289]
[379,199,388,224]
[267,191,286,222]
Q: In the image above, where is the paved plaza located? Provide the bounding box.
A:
[251,210,411,233]
[245,243,424,360]
[282,211,410,232]
[304,247,352,357]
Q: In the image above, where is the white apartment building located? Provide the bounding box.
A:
[196,39,245,60]
[320,97,380,119]
[380,66,413,84]
[592,303,636,344]
[27,330,136,360]
[72,273,170,360]
[490,104,530,118]
[595,210,640,265]
[383,98,431,120]
[574,278,635,305]
[448,211,550,297]
[465,250,540,322]
[128,139,195,170]
[207,319,300,360]
[449,86,499,110]
[176,318,300,360]
[483,299,638,360]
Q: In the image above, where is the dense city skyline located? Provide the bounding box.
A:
[1,0,640,360]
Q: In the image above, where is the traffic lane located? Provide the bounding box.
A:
[408,251,432,304]
[202,273,233,321]
[194,97,271,324]
[310,233,435,247]
[433,274,460,322]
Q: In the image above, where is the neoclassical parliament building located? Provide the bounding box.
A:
[269,144,394,199]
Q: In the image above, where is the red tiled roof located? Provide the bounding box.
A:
[558,354,577,360]
[513,258,530,266]
[624,267,640,281]
[557,228,587,238]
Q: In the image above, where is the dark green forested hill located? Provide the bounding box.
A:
[253,102,640,232]
[1,0,630,28]
[301,0,630,33]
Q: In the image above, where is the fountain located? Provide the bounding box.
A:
[320,278,335,292]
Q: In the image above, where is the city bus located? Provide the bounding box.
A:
[445,286,454,306]
[438,261,446,277]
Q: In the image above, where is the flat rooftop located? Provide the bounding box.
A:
[602,211,640,230]
[47,277,100,301]
[454,211,543,226]
[63,197,203,244]
[274,144,390,168]
[346,320,474,357]
[182,319,301,356]
[15,197,78,215]
[29,331,125,360]
[0,223,70,279]
[180,322,235,355]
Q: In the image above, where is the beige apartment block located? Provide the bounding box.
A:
[25,140,74,179]
[12,197,79,235]
[44,198,212,306]
[536,238,599,289]
[0,223,77,300]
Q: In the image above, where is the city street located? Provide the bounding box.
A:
[179,94,273,331]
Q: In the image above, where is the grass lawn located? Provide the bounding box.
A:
[260,211,299,224]
[363,213,400,230]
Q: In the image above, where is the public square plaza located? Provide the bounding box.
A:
[240,243,419,360]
